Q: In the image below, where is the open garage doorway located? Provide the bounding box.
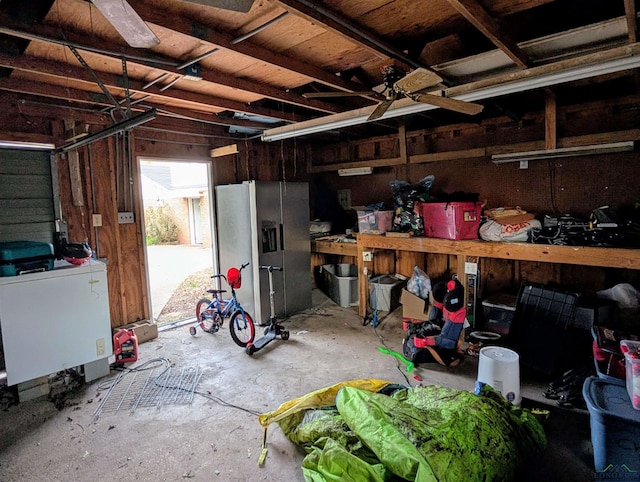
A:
[139,159,216,327]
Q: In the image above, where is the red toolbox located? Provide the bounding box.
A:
[0,240,55,277]
[422,202,483,240]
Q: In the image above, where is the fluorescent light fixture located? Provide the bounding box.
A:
[491,141,634,163]
[262,49,640,142]
[58,109,157,153]
[338,166,373,176]
[0,140,55,150]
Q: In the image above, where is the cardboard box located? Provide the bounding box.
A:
[400,289,430,322]
[113,320,158,344]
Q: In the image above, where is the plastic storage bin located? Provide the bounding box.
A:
[321,264,359,308]
[508,283,580,376]
[369,274,405,312]
[583,376,640,472]
[421,202,482,240]
[482,293,516,335]
[357,210,394,234]
[621,340,640,410]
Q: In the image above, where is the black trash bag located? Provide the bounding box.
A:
[390,175,434,234]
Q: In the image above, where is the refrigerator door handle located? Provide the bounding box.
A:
[279,223,285,251]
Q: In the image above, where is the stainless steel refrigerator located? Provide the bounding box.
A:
[215,181,311,325]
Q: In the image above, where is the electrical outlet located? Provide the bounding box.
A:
[96,338,105,356]
[464,262,478,275]
[362,251,373,261]
[337,189,351,210]
[92,214,102,227]
[118,212,134,224]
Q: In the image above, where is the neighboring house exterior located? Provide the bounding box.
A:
[140,161,212,247]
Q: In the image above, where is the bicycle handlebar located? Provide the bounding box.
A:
[210,262,250,282]
[259,265,283,271]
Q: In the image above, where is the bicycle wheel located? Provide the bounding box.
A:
[196,298,221,333]
[229,310,255,347]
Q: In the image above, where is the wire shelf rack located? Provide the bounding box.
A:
[94,366,201,419]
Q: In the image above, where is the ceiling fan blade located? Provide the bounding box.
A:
[91,0,159,48]
[413,93,484,115]
[303,91,374,98]
[180,0,256,12]
[367,99,394,121]
[394,68,443,94]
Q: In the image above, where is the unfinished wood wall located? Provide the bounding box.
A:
[55,127,308,328]
[306,95,640,299]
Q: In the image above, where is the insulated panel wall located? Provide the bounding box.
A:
[0,149,55,244]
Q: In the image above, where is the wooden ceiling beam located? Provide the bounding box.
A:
[275,0,440,77]
[0,18,341,115]
[128,0,370,94]
[624,0,638,43]
[545,90,557,150]
[0,53,305,122]
[0,130,55,145]
[446,0,531,69]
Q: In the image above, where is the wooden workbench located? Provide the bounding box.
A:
[356,233,640,318]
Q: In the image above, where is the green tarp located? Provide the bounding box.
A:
[261,380,546,481]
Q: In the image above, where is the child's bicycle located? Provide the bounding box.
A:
[189,262,256,347]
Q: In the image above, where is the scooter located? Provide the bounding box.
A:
[245,265,289,355]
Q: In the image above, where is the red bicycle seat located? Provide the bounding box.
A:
[227,267,241,289]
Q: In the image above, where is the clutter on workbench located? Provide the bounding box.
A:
[479,206,541,242]
[390,175,434,235]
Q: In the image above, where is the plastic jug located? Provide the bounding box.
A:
[113,328,138,364]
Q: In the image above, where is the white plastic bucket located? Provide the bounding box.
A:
[477,346,521,406]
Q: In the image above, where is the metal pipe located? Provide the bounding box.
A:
[0,27,178,66]
[231,11,290,44]
[142,73,170,90]
[176,48,220,70]
[57,109,157,153]
[158,76,182,92]
[88,143,100,258]
[291,0,425,71]
[127,131,134,211]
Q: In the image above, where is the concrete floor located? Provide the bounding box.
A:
[0,289,596,481]
[145,244,213,322]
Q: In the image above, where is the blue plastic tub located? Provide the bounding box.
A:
[582,377,640,472]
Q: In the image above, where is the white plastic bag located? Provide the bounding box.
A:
[407,266,431,299]
[597,283,640,310]
[479,218,541,242]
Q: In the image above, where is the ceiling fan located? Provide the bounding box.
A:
[303,65,484,121]
[90,0,256,48]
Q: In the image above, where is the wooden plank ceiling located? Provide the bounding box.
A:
[0,0,636,143]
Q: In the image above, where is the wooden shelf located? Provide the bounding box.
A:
[311,236,358,257]
[357,234,640,270]
[356,233,640,318]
